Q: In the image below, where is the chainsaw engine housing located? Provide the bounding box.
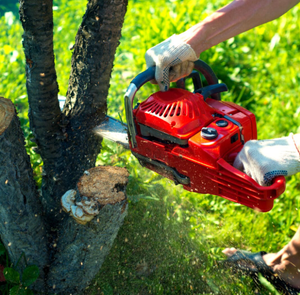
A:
[125,61,285,212]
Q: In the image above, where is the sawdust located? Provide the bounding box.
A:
[77,166,129,205]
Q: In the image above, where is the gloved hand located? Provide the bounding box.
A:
[145,34,198,92]
[233,134,300,186]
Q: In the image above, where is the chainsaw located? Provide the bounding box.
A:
[95,60,285,212]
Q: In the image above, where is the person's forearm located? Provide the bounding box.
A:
[180,0,299,56]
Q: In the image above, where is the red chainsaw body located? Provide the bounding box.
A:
[130,88,285,212]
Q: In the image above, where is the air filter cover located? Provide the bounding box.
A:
[134,88,214,140]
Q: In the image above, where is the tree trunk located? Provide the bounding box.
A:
[19,0,128,227]
[0,0,130,293]
[0,98,129,293]
[47,166,129,294]
[0,97,48,290]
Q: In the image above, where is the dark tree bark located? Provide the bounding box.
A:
[0,0,129,293]
[19,0,64,223]
[19,0,128,226]
[0,97,48,290]
[56,0,129,208]
[48,166,129,294]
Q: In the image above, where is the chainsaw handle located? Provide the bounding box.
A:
[193,60,221,100]
[218,158,286,198]
[125,60,221,148]
[130,60,219,92]
[131,66,156,89]
[125,66,156,148]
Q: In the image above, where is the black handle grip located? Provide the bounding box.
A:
[195,83,228,101]
[189,70,203,90]
[193,60,220,100]
[131,66,155,90]
[130,60,220,98]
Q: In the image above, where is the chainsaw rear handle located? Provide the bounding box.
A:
[125,60,222,148]
[218,158,286,199]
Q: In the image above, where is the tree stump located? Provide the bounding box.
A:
[0,97,48,289]
[47,165,129,294]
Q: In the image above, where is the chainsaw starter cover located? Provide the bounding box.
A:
[134,88,214,143]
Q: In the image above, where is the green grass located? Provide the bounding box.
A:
[1,0,300,294]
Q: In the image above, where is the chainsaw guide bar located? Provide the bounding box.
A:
[94,116,129,149]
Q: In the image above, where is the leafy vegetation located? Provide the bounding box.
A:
[0,242,39,295]
[0,0,18,16]
[1,0,300,294]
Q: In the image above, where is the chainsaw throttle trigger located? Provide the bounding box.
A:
[176,70,203,90]
[195,83,228,101]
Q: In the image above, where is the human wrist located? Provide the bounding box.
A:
[178,24,210,57]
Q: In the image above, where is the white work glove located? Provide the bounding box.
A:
[233,134,300,186]
[145,34,198,92]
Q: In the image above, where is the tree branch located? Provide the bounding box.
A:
[64,0,128,127]
[19,0,128,230]
[19,0,67,223]
[19,0,62,174]
[38,0,128,223]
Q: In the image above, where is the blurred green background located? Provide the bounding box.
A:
[1,0,300,294]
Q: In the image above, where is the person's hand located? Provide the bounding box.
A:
[233,135,300,186]
[145,34,198,92]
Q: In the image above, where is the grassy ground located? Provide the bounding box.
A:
[1,0,300,294]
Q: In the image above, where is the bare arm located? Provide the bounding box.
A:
[181,0,300,56]
[145,0,299,91]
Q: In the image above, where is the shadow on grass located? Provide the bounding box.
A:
[84,176,272,295]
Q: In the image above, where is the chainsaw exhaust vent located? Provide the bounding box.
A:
[134,88,214,144]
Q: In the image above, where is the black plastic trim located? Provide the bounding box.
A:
[139,124,188,145]
[133,152,190,185]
